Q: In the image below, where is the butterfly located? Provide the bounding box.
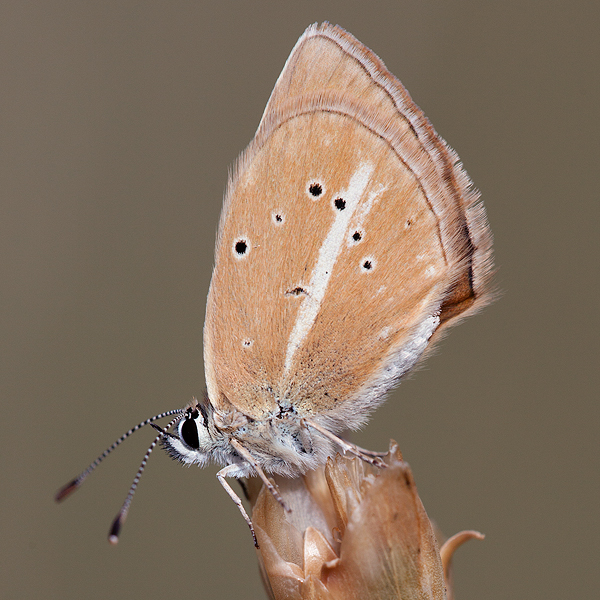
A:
[57,22,493,546]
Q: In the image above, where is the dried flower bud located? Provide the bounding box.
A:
[247,441,482,600]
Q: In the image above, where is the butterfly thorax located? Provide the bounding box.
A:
[161,399,335,478]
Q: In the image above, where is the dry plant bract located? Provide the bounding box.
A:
[248,442,483,600]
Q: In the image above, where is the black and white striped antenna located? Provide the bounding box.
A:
[55,409,184,542]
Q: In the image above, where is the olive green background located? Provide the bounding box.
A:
[1,2,598,599]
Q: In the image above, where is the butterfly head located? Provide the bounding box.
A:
[161,403,218,467]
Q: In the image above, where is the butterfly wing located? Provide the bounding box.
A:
[204,23,493,428]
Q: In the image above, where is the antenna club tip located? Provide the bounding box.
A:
[109,515,123,544]
[54,479,79,502]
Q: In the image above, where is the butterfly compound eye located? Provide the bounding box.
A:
[180,417,200,450]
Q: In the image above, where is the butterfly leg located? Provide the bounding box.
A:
[230,438,290,513]
[304,419,388,468]
[354,447,389,458]
[216,464,258,547]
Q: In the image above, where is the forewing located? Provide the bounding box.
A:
[204,24,492,423]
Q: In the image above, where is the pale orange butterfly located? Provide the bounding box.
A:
[57,22,493,545]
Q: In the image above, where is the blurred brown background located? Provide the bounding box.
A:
[1,2,598,599]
